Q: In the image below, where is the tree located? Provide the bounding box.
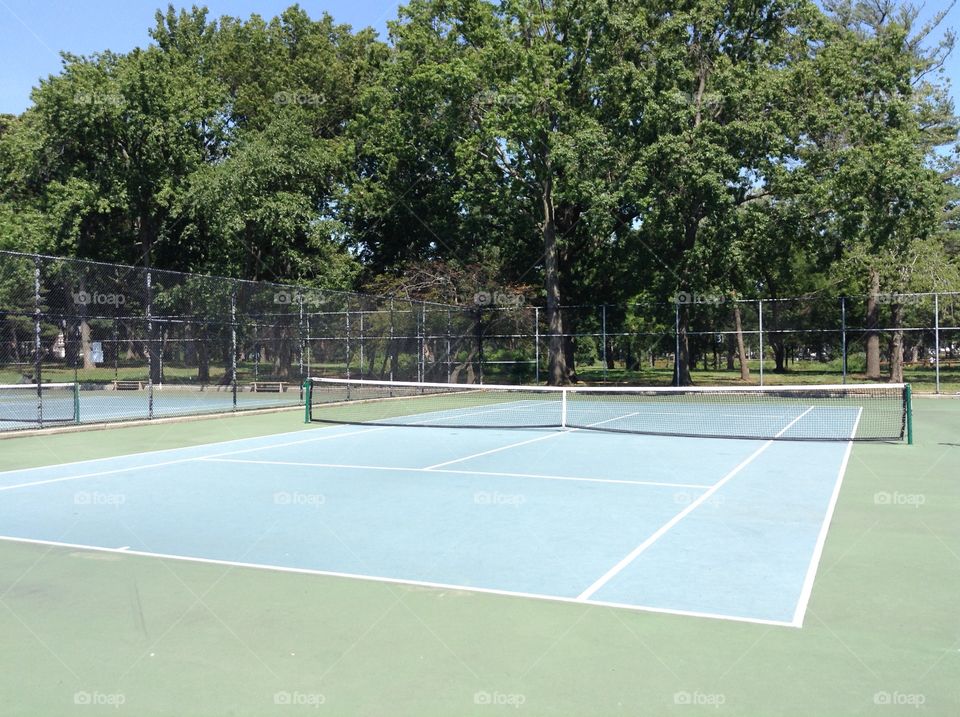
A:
[803,1,958,380]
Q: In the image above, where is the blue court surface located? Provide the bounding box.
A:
[0,405,857,627]
[0,388,300,432]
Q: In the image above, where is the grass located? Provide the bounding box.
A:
[0,400,957,715]
[578,360,960,394]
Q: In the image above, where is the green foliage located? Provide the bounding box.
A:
[0,0,956,318]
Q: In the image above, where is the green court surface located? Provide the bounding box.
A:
[1,400,958,716]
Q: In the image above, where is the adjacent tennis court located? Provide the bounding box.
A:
[0,382,300,432]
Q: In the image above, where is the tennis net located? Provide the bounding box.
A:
[0,383,81,427]
[305,378,912,442]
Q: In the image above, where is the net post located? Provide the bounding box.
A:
[303,379,312,423]
[905,383,913,445]
[73,382,81,424]
[561,388,568,428]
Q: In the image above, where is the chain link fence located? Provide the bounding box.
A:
[2,250,958,431]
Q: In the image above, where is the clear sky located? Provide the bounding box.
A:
[1,0,958,116]
[0,0,403,115]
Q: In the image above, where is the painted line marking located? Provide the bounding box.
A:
[0,425,394,492]
[0,534,797,628]
[575,406,816,601]
[423,411,643,470]
[199,458,712,490]
[791,407,863,627]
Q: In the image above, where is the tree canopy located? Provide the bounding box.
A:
[1,0,957,384]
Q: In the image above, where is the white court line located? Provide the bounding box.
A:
[200,457,712,490]
[0,425,394,492]
[0,399,556,491]
[423,411,642,470]
[790,407,864,627]
[0,397,542,479]
[0,534,796,627]
[575,406,816,602]
[0,423,353,477]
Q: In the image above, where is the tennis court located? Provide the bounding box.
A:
[0,381,896,626]
[1,381,956,716]
[0,383,300,432]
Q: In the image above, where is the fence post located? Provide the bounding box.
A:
[345,305,352,381]
[230,287,237,410]
[758,299,764,386]
[674,301,680,387]
[113,318,119,383]
[841,297,847,385]
[146,270,154,420]
[359,308,365,379]
[601,304,608,384]
[935,293,941,394]
[419,303,426,382]
[298,294,305,384]
[33,255,42,427]
[389,298,395,383]
[477,308,484,384]
[253,321,259,383]
[535,307,540,384]
[446,308,452,383]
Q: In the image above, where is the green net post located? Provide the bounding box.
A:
[905,384,913,445]
[303,379,312,424]
[73,383,81,425]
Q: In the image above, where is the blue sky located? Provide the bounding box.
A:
[1,0,958,116]
[0,0,403,114]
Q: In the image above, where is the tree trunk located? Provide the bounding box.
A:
[197,324,210,383]
[865,268,881,379]
[773,342,787,372]
[889,301,904,383]
[79,319,95,370]
[674,307,693,386]
[542,172,569,385]
[733,303,750,381]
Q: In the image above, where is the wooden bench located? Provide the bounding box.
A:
[249,381,288,393]
[112,380,145,390]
